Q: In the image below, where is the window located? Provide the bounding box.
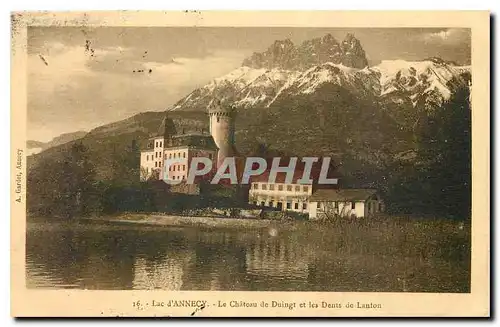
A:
[253,201,257,205]
[278,185,283,191]
[294,203,299,210]
[303,186,309,192]
[183,165,186,171]
[169,153,172,159]
[183,152,186,158]
[155,162,157,167]
[146,167,149,173]
[174,153,176,159]
[286,202,291,210]
[262,184,267,190]
[155,152,158,158]
[217,116,220,123]
[160,152,162,158]
[287,185,292,191]
[208,153,212,159]
[317,202,321,209]
[146,155,149,161]
[269,201,274,207]
[160,141,162,147]
[351,201,356,209]
[260,201,265,206]
[253,184,258,189]
[303,203,307,210]
[295,185,300,192]
[269,184,275,191]
[173,165,176,171]
[155,141,157,147]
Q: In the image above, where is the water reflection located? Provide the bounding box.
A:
[25,220,470,292]
[246,237,310,280]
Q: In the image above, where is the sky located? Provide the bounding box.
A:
[27,27,471,142]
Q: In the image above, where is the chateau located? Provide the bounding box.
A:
[140,100,234,182]
[139,100,384,219]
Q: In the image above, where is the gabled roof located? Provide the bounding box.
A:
[309,189,378,202]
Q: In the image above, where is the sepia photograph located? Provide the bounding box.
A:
[11,11,490,317]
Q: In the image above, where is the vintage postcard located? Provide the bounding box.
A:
[11,11,490,317]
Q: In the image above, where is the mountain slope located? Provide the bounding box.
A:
[373,58,471,107]
[173,58,470,113]
[27,131,88,155]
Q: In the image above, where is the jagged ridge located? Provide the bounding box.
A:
[242,33,369,70]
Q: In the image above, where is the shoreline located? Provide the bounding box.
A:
[27,213,469,233]
[79,213,294,230]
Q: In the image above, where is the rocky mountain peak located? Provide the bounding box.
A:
[241,33,369,70]
[322,33,336,43]
[340,33,368,69]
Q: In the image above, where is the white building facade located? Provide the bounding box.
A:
[140,136,166,181]
[308,189,384,219]
[249,181,313,214]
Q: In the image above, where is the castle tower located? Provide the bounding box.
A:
[208,99,236,167]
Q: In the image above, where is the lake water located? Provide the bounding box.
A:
[26,219,470,292]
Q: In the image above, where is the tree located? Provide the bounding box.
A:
[414,79,471,219]
[59,142,97,218]
[140,167,149,181]
[27,141,97,218]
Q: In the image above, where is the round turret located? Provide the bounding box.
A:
[207,99,236,167]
